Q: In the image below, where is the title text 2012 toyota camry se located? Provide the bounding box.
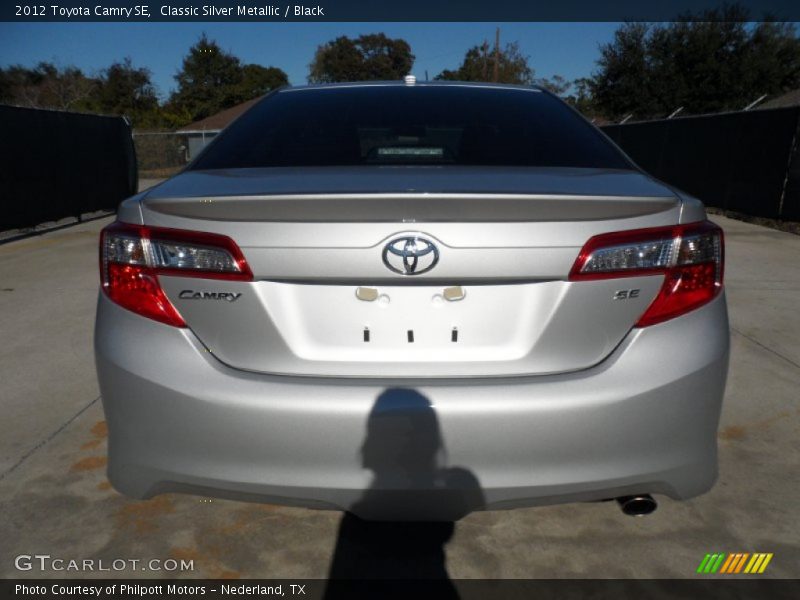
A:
[95,80,729,520]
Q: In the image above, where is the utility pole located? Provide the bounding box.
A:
[482,40,489,81]
[493,27,500,83]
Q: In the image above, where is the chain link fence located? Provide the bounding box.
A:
[132,130,220,179]
[132,131,189,179]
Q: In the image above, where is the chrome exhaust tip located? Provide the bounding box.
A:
[617,494,657,516]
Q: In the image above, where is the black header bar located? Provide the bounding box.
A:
[3,0,799,22]
[4,579,800,600]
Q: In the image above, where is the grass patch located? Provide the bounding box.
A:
[139,167,182,179]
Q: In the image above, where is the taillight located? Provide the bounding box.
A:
[99,222,253,327]
[569,221,724,327]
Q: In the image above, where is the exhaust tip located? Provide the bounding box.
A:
[617,494,657,516]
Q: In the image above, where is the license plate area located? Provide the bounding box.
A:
[259,282,559,363]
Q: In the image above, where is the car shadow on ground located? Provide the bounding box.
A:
[324,388,485,598]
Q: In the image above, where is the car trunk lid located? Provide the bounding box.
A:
[142,167,681,377]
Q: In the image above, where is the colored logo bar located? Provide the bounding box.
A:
[697,553,773,574]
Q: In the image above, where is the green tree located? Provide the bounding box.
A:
[436,41,533,85]
[589,23,655,119]
[156,105,195,130]
[93,58,159,126]
[308,34,414,83]
[168,34,288,124]
[169,34,245,122]
[0,62,97,111]
[236,64,288,98]
[590,6,800,120]
[535,74,572,96]
[0,67,16,103]
[744,20,800,99]
[646,9,752,115]
[563,78,598,117]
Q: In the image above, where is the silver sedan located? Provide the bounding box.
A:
[95,81,729,520]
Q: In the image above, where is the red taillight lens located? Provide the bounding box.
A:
[569,221,724,327]
[100,222,253,327]
[105,263,187,327]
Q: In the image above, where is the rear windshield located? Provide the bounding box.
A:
[190,85,632,170]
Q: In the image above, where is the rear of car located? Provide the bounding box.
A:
[95,83,728,520]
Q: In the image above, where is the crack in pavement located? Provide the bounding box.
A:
[0,395,101,482]
[731,327,800,372]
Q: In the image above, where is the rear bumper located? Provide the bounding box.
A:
[95,291,729,520]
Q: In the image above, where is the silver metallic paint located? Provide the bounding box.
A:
[95,291,729,520]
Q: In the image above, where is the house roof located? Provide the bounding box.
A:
[758,89,800,110]
[177,96,264,132]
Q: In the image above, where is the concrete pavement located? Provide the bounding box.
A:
[0,212,798,579]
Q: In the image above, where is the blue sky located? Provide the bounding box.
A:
[0,22,620,100]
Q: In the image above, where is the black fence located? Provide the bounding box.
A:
[0,105,137,232]
[603,107,800,221]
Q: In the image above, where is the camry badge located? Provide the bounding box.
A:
[179,290,242,302]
